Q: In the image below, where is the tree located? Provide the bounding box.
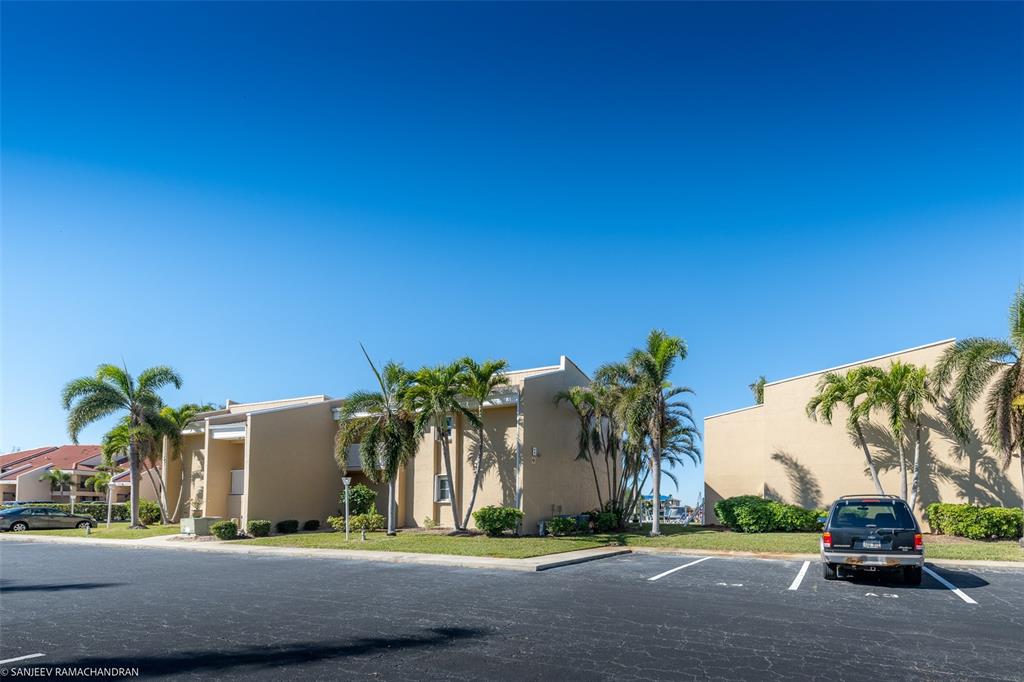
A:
[40,468,72,510]
[157,403,216,522]
[858,361,922,501]
[932,287,1024,523]
[806,366,886,495]
[616,329,694,537]
[902,366,934,510]
[554,385,603,509]
[749,376,767,405]
[335,346,417,535]
[102,417,170,523]
[458,358,510,530]
[405,362,480,531]
[62,364,182,528]
[87,454,122,528]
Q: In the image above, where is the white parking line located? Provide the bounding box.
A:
[0,653,45,665]
[923,566,978,605]
[647,556,711,581]
[788,561,810,591]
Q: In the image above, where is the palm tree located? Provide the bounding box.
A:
[40,468,72,509]
[335,346,417,535]
[458,358,509,530]
[404,361,480,531]
[157,403,216,522]
[858,361,922,501]
[933,287,1024,522]
[87,454,122,528]
[806,366,886,495]
[554,385,603,509]
[62,364,182,528]
[749,376,767,405]
[102,417,170,522]
[615,329,694,537]
[902,366,934,511]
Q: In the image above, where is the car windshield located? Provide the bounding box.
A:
[831,501,914,529]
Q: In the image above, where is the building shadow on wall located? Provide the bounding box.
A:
[769,451,822,508]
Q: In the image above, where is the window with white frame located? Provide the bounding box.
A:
[434,475,451,503]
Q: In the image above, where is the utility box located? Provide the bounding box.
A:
[180,517,220,536]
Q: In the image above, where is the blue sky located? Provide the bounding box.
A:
[2,2,1022,505]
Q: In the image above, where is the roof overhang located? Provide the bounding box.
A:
[210,423,246,441]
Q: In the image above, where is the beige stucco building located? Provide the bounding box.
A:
[704,339,1023,526]
[164,356,604,533]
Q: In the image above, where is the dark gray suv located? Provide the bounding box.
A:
[820,495,923,585]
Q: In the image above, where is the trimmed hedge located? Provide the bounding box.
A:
[926,503,1023,540]
[714,495,824,533]
[328,513,386,532]
[276,519,300,534]
[210,520,238,540]
[472,506,523,536]
[138,500,162,525]
[546,516,582,536]
[0,502,130,522]
[303,520,320,531]
[246,519,271,537]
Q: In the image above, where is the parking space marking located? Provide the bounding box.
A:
[0,653,45,665]
[647,556,711,581]
[923,566,978,605]
[788,561,810,591]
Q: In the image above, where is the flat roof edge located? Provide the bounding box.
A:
[705,404,764,421]
[763,338,956,388]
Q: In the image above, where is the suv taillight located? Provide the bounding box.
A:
[914,533,923,551]
[822,531,832,549]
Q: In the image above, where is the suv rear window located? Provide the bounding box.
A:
[830,501,915,529]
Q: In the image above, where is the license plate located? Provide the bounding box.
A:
[863,540,881,549]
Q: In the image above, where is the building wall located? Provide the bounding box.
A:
[15,470,53,501]
[704,339,1024,526]
[204,438,243,518]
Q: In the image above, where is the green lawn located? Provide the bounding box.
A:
[238,524,1023,562]
[21,522,181,540]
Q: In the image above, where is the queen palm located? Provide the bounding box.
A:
[554,385,603,509]
[458,358,509,529]
[615,329,694,537]
[40,468,73,510]
[157,403,216,522]
[86,454,122,528]
[63,364,182,528]
[858,361,921,502]
[102,416,170,522]
[405,361,480,532]
[749,376,767,405]
[806,366,886,495]
[902,366,934,510]
[933,287,1024,522]
[335,347,417,535]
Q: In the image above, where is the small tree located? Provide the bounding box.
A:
[458,358,509,530]
[40,468,72,510]
[749,376,767,405]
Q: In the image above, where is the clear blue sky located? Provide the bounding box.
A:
[2,2,1022,505]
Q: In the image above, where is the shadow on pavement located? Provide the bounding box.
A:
[836,565,989,591]
[0,580,127,593]
[59,627,486,677]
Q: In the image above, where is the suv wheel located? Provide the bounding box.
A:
[903,566,922,586]
[10,521,28,532]
[823,562,838,580]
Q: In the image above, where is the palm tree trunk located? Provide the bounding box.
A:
[897,438,908,502]
[462,421,485,530]
[128,440,143,528]
[588,456,605,510]
[650,440,662,537]
[171,448,189,523]
[106,483,113,529]
[386,479,396,535]
[908,423,922,511]
[440,434,463,531]
[160,437,171,522]
[853,423,885,494]
[144,465,169,524]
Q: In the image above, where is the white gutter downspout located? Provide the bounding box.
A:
[515,387,523,514]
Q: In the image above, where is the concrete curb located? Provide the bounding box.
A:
[630,546,1024,569]
[0,534,631,572]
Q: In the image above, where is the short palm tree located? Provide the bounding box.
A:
[102,416,169,522]
[87,454,122,528]
[458,358,510,530]
[554,385,603,509]
[405,361,480,531]
[902,366,934,510]
[40,468,72,509]
[858,361,924,502]
[749,376,767,405]
[615,329,694,537]
[62,364,182,528]
[335,347,417,535]
[933,287,1024,522]
[806,366,886,495]
[157,403,216,522]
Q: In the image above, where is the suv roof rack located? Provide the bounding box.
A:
[837,494,901,500]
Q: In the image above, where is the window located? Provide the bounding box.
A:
[230,469,244,496]
[830,501,915,529]
[434,475,451,503]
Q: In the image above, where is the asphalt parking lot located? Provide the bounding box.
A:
[1,542,1022,680]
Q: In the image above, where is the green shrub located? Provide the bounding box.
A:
[590,510,620,533]
[472,506,523,536]
[326,515,346,531]
[340,484,377,516]
[546,516,580,536]
[303,520,320,531]
[422,516,438,529]
[246,519,271,537]
[350,512,386,532]
[926,503,1023,540]
[714,495,821,533]
[276,519,300,534]
[138,500,162,525]
[713,495,764,529]
[1,502,130,522]
[210,520,238,540]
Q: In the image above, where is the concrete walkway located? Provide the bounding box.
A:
[0,533,631,572]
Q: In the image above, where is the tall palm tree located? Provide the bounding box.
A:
[554,385,603,509]
[615,329,694,537]
[858,361,921,501]
[405,361,480,531]
[102,417,169,522]
[806,366,886,495]
[62,364,182,528]
[458,358,509,530]
[902,366,934,511]
[40,468,72,509]
[749,376,767,405]
[933,287,1024,522]
[157,403,216,522]
[335,346,417,535]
